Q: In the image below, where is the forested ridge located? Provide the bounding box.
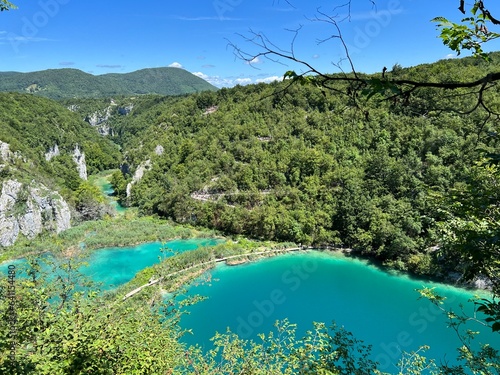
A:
[0,93,122,248]
[93,52,499,278]
[0,67,217,99]
[1,51,500,374]
[1,52,499,279]
[0,92,121,180]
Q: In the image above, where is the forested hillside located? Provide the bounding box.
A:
[0,93,121,247]
[0,93,120,184]
[2,53,499,274]
[113,53,500,276]
[1,46,499,375]
[0,67,217,99]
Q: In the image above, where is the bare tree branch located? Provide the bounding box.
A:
[228,2,500,117]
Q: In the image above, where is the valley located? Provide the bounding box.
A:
[1,52,500,373]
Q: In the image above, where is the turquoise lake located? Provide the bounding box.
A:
[0,238,221,290]
[101,181,127,213]
[2,242,499,373]
[179,251,500,373]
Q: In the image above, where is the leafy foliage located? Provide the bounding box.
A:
[186,320,379,375]
[109,54,500,277]
[0,0,15,11]
[0,92,121,185]
[0,257,183,374]
[434,160,500,288]
[433,2,500,59]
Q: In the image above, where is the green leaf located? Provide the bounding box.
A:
[492,322,500,332]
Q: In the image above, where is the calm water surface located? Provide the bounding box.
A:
[1,238,221,290]
[180,251,500,372]
[3,242,498,372]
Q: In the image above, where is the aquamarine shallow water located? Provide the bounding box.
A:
[0,238,221,290]
[179,251,500,372]
[80,238,221,289]
[101,181,127,213]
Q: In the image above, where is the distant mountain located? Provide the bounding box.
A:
[0,67,217,99]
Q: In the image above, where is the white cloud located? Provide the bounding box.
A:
[234,78,252,85]
[246,57,262,65]
[168,62,183,68]
[444,53,457,59]
[256,76,281,84]
[192,71,209,80]
[192,71,234,87]
[1,35,53,42]
[193,71,281,88]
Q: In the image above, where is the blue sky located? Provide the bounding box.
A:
[1,0,500,87]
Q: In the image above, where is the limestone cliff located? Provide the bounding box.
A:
[44,144,60,161]
[72,145,88,180]
[126,159,151,198]
[82,101,133,136]
[0,179,71,247]
[84,106,114,136]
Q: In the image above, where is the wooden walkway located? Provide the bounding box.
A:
[122,247,307,301]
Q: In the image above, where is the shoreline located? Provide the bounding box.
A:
[2,235,491,298]
[121,244,492,302]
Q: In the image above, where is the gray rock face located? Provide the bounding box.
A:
[0,179,71,247]
[85,106,114,136]
[126,159,151,198]
[0,141,11,162]
[72,145,88,180]
[45,144,60,161]
[118,105,133,115]
[0,141,23,163]
[0,179,22,246]
[155,145,164,156]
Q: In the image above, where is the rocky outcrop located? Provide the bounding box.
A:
[155,145,164,156]
[126,159,151,198]
[72,145,88,180]
[83,101,132,136]
[0,141,22,164]
[44,144,60,161]
[0,141,11,162]
[0,179,71,247]
[85,106,114,136]
[118,104,133,115]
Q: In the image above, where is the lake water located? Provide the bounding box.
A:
[0,238,221,290]
[179,251,500,373]
[3,241,498,373]
[98,178,126,213]
[79,238,221,289]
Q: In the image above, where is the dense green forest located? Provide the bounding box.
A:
[95,53,499,279]
[0,93,121,174]
[0,68,217,99]
[1,51,500,373]
[0,92,122,244]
